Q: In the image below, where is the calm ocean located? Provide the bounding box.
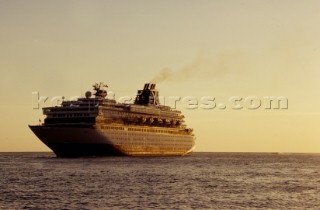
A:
[0,152,319,209]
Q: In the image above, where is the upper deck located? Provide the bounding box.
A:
[42,82,188,130]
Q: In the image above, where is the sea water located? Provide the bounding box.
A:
[0,152,319,209]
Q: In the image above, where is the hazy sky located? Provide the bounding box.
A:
[1,0,320,152]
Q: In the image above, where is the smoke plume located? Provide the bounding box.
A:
[150,51,247,84]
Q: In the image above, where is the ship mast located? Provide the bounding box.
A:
[93,82,108,98]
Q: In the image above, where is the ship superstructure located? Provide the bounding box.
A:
[29,82,195,157]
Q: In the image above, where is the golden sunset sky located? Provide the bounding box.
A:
[1,0,320,152]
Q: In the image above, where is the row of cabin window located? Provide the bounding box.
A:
[51,113,90,117]
[102,126,190,137]
[105,127,186,135]
[127,128,176,134]
[102,126,124,130]
[106,131,190,143]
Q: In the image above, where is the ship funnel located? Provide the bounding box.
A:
[143,83,156,90]
[134,83,159,105]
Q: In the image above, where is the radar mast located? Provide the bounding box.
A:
[93,82,108,98]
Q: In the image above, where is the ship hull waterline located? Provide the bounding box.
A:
[29,125,195,157]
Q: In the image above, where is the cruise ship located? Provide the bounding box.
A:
[29,82,195,157]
